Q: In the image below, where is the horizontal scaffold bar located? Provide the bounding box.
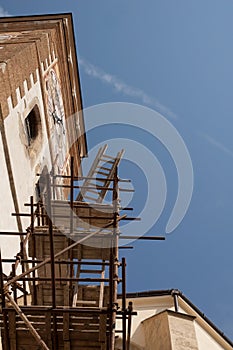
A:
[37,173,131,182]
[4,215,126,289]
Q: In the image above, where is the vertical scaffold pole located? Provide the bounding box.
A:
[110,166,120,349]
[0,250,9,350]
[122,257,127,350]
[30,195,37,305]
[69,157,74,283]
[46,173,57,349]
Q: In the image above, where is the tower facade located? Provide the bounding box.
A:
[0,16,132,350]
[0,14,87,259]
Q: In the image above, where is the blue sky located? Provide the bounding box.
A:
[1,0,233,340]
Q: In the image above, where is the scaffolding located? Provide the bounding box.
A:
[0,147,137,350]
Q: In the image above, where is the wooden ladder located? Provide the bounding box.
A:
[72,259,106,308]
[71,257,108,348]
[76,145,124,203]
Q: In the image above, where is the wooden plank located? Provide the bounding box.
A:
[8,310,17,350]
[17,316,45,324]
[75,300,96,305]
[72,255,81,307]
[69,340,101,349]
[1,310,9,350]
[64,340,71,350]
[63,313,70,343]
[99,262,105,308]
[63,284,70,306]
[99,314,107,342]
[69,332,99,341]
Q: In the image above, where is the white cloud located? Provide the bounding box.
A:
[79,57,177,120]
[0,6,10,17]
[199,131,233,158]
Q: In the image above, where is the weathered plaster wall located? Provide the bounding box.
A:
[0,18,83,265]
[195,322,226,350]
[0,132,19,266]
[143,311,172,350]
[168,312,199,350]
[117,296,174,348]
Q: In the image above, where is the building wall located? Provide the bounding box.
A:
[0,133,19,263]
[194,319,225,350]
[143,311,173,350]
[0,15,85,266]
[116,295,233,350]
[168,312,199,350]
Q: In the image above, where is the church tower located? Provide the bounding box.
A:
[0,14,87,258]
[0,14,133,350]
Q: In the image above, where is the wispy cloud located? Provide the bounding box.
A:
[79,57,177,120]
[0,6,10,17]
[199,131,233,158]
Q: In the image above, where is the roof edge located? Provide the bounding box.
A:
[0,13,73,22]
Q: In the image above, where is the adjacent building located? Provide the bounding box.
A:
[116,290,233,350]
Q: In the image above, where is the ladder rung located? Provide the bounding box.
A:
[100,160,115,165]
[97,166,112,172]
[95,171,110,176]
[93,178,108,182]
[101,154,116,160]
[85,189,100,195]
[85,182,101,187]
[76,146,124,203]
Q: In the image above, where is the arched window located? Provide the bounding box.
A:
[25,104,41,146]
